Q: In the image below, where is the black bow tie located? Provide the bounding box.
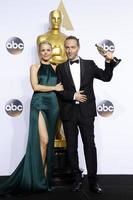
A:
[70,59,79,65]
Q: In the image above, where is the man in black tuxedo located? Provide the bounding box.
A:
[56,36,120,193]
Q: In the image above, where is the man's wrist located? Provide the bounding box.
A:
[105,55,115,63]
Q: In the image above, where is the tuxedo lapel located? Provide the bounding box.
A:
[80,58,86,90]
[64,61,76,90]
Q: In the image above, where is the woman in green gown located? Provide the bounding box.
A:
[0,41,63,195]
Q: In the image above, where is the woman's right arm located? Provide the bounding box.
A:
[30,65,63,92]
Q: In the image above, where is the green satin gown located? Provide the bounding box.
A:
[0,63,59,194]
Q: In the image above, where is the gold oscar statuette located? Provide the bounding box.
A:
[95,44,107,55]
[37,10,67,64]
[37,10,68,148]
[95,43,121,64]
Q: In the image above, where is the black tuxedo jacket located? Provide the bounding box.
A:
[56,57,118,120]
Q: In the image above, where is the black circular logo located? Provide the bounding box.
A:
[97,100,114,117]
[5,99,23,117]
[98,39,115,53]
[6,37,24,54]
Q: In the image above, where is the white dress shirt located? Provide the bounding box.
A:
[69,58,80,103]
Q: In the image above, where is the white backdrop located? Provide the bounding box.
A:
[0,0,133,175]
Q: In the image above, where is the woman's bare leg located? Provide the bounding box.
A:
[38,111,48,175]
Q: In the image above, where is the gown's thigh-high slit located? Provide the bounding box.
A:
[38,111,48,175]
[38,108,59,189]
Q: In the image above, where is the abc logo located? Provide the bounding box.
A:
[97,100,114,117]
[99,39,115,53]
[6,37,24,55]
[5,99,23,117]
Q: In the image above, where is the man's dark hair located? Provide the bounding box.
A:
[64,36,80,47]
